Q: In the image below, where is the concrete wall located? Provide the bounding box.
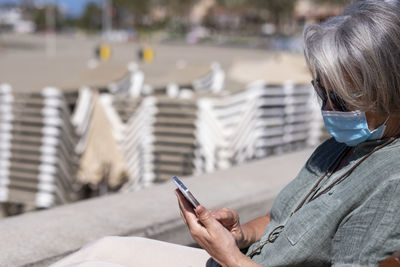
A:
[0,148,315,267]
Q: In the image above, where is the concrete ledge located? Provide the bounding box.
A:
[0,148,315,267]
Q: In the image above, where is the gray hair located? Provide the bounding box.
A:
[304,0,400,116]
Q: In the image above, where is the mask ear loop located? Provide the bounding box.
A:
[375,115,390,137]
[382,115,390,126]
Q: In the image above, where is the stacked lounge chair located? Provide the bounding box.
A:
[72,63,322,191]
[120,96,199,189]
[114,82,322,190]
[151,97,198,182]
[0,84,89,210]
[108,62,145,97]
[193,81,322,175]
[120,97,157,189]
[192,62,225,93]
[255,81,321,157]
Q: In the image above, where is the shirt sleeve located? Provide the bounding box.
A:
[331,178,400,267]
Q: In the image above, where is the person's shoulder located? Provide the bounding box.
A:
[375,175,400,193]
[378,137,400,155]
[368,138,400,173]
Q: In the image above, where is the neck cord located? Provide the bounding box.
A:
[291,137,397,216]
[247,137,398,258]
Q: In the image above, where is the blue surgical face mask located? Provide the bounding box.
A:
[321,109,389,147]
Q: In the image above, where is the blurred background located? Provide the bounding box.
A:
[0,0,351,47]
[0,0,352,218]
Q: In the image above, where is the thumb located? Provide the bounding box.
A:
[196,205,216,228]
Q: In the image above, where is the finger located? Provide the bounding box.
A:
[210,210,219,219]
[212,209,234,224]
[175,190,197,215]
[196,205,218,230]
[212,210,229,220]
[177,196,211,242]
[175,190,199,229]
[179,210,187,225]
[176,193,191,223]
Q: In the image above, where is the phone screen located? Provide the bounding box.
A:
[172,176,201,208]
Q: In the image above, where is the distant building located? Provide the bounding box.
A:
[200,0,348,36]
[0,4,35,33]
[295,0,347,24]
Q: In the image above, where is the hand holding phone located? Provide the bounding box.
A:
[172,176,200,208]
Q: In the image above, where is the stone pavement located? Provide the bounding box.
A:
[0,34,311,92]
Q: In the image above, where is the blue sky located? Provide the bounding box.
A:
[0,0,102,16]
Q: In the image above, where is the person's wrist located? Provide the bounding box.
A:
[236,230,248,249]
[237,225,254,249]
[222,247,249,267]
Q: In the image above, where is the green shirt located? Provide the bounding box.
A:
[213,137,400,266]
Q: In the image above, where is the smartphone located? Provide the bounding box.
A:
[172,176,200,208]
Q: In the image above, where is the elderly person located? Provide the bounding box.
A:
[180,1,400,266]
[52,1,400,266]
